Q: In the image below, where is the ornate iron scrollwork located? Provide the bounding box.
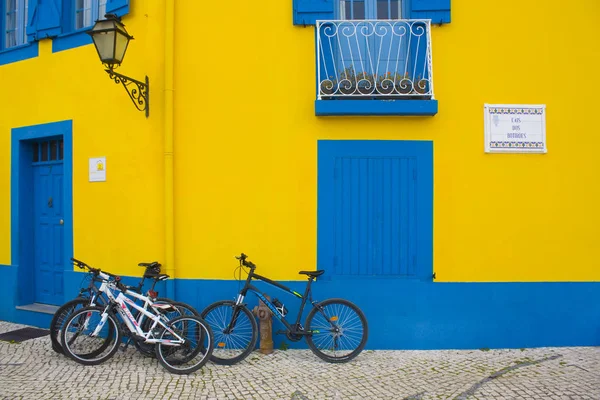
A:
[105,68,150,118]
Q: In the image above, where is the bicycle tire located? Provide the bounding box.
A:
[133,299,201,357]
[60,306,122,366]
[50,296,115,359]
[50,297,90,354]
[200,300,257,365]
[305,298,368,363]
[155,315,214,375]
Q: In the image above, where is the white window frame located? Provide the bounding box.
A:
[4,0,28,48]
[74,0,107,30]
[339,0,403,20]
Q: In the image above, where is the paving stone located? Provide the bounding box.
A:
[0,321,599,399]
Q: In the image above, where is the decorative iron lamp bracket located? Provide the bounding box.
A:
[87,13,150,118]
[105,67,149,118]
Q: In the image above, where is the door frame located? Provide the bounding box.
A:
[11,120,73,305]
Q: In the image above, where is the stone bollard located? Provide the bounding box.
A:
[252,296,274,355]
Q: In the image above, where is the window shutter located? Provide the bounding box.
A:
[36,0,62,38]
[106,0,130,18]
[410,0,451,24]
[293,0,334,26]
[26,0,39,42]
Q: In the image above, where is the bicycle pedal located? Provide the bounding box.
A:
[275,330,287,335]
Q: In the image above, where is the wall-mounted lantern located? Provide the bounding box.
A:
[87,14,149,118]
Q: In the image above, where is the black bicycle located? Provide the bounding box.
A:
[200,253,368,364]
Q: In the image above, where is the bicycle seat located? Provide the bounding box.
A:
[138,261,161,268]
[299,270,325,278]
[151,303,177,314]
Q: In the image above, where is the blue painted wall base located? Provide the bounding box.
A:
[2,269,599,351]
[177,278,600,350]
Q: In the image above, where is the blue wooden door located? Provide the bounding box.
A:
[334,156,416,276]
[318,140,433,280]
[33,159,64,304]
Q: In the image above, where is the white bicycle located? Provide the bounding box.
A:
[60,269,214,374]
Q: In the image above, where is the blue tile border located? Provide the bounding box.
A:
[315,99,438,116]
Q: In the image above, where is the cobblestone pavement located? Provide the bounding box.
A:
[0,321,598,400]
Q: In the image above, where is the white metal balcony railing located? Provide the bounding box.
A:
[317,19,434,100]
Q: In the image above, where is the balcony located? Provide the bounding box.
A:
[315,19,437,116]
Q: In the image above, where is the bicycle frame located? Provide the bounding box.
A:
[93,280,184,346]
[78,269,167,330]
[233,269,315,335]
[79,270,160,305]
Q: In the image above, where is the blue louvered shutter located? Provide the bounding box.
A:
[34,0,62,38]
[293,0,334,26]
[26,0,39,42]
[106,0,130,17]
[410,0,450,24]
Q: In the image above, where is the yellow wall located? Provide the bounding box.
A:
[2,1,599,283]
[173,0,600,282]
[0,1,166,278]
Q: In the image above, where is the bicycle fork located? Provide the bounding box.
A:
[224,304,244,334]
[90,309,110,337]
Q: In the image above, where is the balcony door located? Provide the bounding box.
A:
[327,0,414,97]
[338,0,403,20]
[318,0,432,98]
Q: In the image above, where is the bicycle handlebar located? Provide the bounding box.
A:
[71,256,168,287]
[71,257,101,275]
[71,257,128,290]
[235,253,256,269]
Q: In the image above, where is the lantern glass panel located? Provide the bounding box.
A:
[114,29,130,64]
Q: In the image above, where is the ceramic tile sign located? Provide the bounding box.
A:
[89,157,106,182]
[484,104,546,153]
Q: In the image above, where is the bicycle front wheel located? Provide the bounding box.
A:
[200,300,257,365]
[155,315,214,375]
[61,306,122,366]
[305,298,368,363]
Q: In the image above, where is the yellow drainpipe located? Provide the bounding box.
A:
[164,0,175,298]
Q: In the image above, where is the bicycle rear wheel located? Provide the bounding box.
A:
[61,306,122,366]
[134,299,201,357]
[155,315,214,374]
[49,297,90,354]
[200,300,257,365]
[305,298,368,363]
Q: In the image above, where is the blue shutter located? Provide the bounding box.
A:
[106,0,130,18]
[317,140,433,280]
[332,156,416,277]
[410,0,451,24]
[26,0,39,42]
[293,0,334,26]
[35,0,62,38]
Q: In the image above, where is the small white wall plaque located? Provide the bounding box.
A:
[484,104,546,153]
[89,157,106,182]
